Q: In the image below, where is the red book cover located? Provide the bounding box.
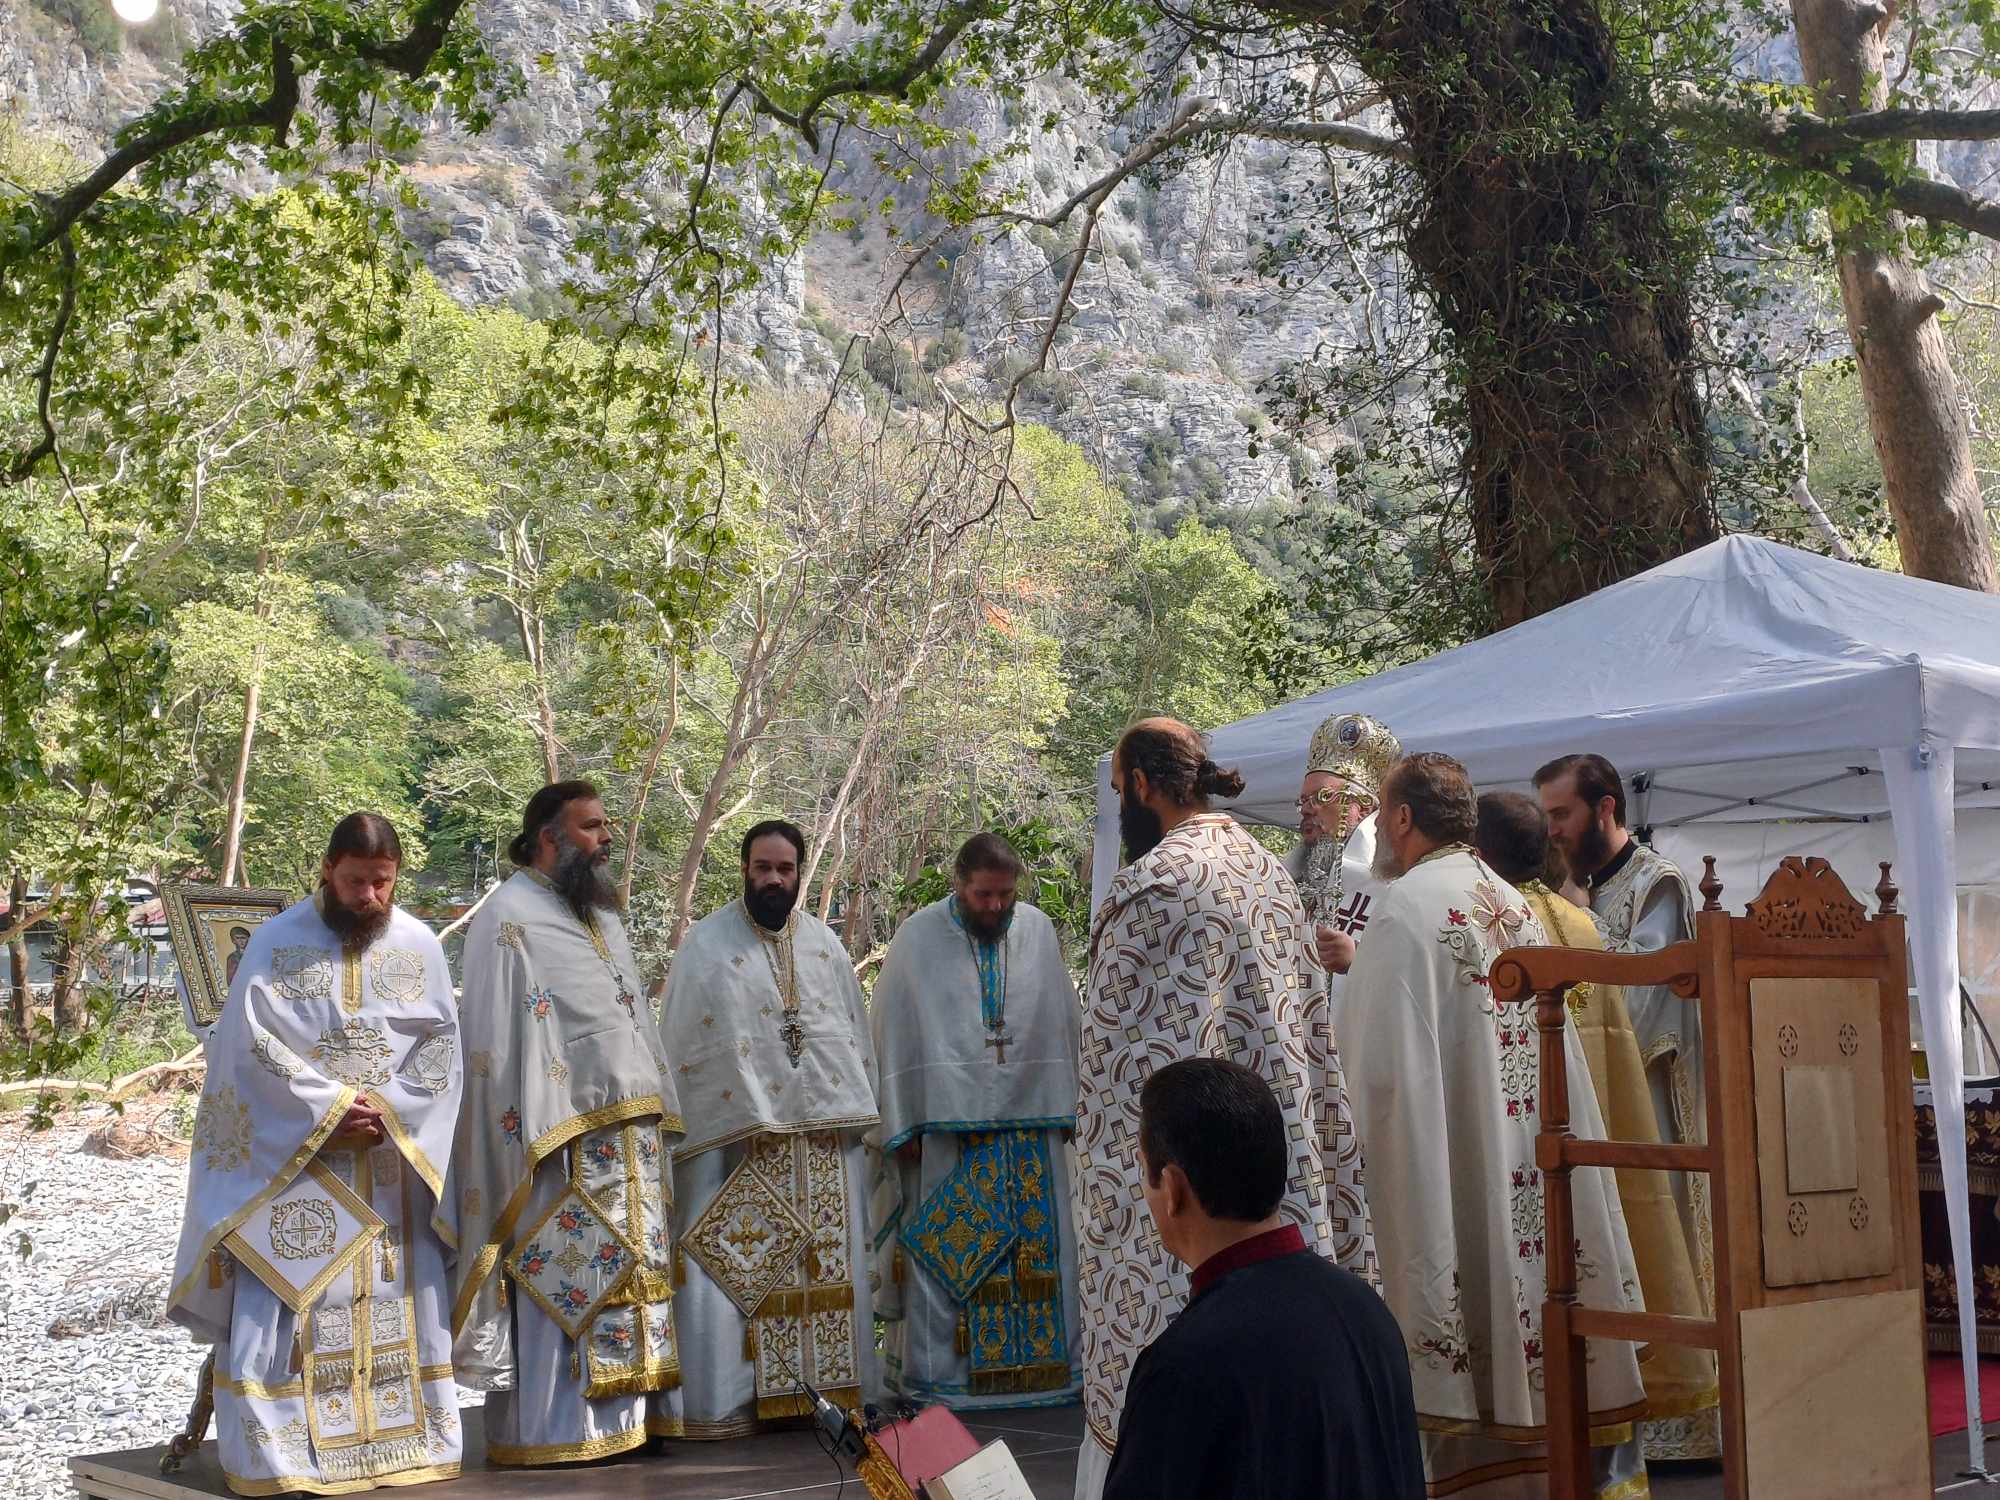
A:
[871,1405,983,1486]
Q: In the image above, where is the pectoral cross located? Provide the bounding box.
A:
[984,1029,1015,1065]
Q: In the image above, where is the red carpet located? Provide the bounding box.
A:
[1928,1354,2000,1436]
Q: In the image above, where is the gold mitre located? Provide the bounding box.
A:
[1305,712,1402,799]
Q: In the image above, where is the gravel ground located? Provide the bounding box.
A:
[0,1105,201,1500]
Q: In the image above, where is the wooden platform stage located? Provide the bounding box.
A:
[65,1404,1997,1498]
[68,1403,1088,1500]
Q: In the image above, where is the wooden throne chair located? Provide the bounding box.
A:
[1492,856,1928,1499]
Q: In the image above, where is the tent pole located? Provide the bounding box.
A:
[1884,744,1986,1475]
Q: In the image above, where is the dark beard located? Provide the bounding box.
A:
[960,903,1014,945]
[1119,793,1165,864]
[320,885,392,953]
[1573,820,1615,881]
[552,839,621,922]
[745,880,798,931]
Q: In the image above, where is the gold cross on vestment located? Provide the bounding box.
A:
[984,1030,1015,1065]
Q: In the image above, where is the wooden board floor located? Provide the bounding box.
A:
[67,1405,1997,1498]
[68,1403,1087,1500]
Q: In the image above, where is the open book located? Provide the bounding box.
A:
[924,1438,1036,1500]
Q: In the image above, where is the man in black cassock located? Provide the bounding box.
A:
[1101,1058,1424,1500]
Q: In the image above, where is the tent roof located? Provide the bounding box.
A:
[1188,535,2000,828]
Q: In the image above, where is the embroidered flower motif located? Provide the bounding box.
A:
[1468,880,1529,949]
[649,1226,669,1257]
[517,1244,551,1277]
[589,1137,619,1167]
[638,1132,660,1162]
[556,1206,589,1238]
[500,1105,523,1145]
[524,986,555,1021]
[1447,909,1469,927]
[593,1243,627,1274]
[558,1281,591,1312]
[602,1322,634,1350]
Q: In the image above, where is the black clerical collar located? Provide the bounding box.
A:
[1189,1224,1306,1300]
[1587,837,1637,892]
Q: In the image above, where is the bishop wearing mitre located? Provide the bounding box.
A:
[451,780,686,1464]
[170,813,462,1495]
[870,832,1082,1410]
[660,819,880,1437]
[1295,712,1400,985]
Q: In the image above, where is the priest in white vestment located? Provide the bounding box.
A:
[1536,752,1717,1462]
[170,813,463,1496]
[451,780,686,1464]
[870,832,1082,1410]
[1345,753,1650,1499]
[1295,712,1399,989]
[1075,719,1376,1500]
[661,819,880,1437]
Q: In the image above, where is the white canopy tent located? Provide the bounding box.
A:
[1089,534,2000,1462]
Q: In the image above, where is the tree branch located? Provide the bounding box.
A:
[747,0,1003,151]
[1680,100,2000,240]
[25,32,304,257]
[9,229,77,482]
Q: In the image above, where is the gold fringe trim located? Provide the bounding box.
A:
[756,1390,819,1420]
[754,1284,854,1317]
[487,1426,652,1466]
[969,1362,1072,1396]
[1016,1270,1060,1302]
[319,1433,431,1483]
[583,1364,683,1400]
[755,1383,860,1422]
[606,1264,676,1307]
[219,1463,462,1496]
[972,1275,1016,1307]
[1642,1384,1721,1421]
[370,1347,413,1383]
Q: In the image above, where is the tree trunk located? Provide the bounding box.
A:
[50,909,87,1033]
[619,662,682,909]
[1310,0,1719,623]
[6,870,28,1037]
[1791,0,1999,592]
[218,549,273,885]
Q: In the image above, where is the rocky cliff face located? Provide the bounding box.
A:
[2,0,1393,510]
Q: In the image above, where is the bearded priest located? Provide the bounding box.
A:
[169,813,463,1496]
[1342,754,1649,1499]
[1535,752,1716,1463]
[870,831,1082,1411]
[1075,719,1375,1500]
[660,819,880,1438]
[451,780,686,1465]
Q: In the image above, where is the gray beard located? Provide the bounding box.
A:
[552,839,621,922]
[1370,841,1407,883]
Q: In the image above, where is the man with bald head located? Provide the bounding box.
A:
[1072,718,1376,1500]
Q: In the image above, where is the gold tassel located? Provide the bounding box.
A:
[1016,1271,1061,1302]
[497,1276,509,1310]
[891,1246,905,1286]
[380,1235,396,1285]
[570,1347,580,1380]
[955,1312,970,1357]
[972,1275,1016,1307]
[744,1324,759,1363]
[290,1332,304,1375]
[208,1250,225,1290]
[674,1246,687,1287]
